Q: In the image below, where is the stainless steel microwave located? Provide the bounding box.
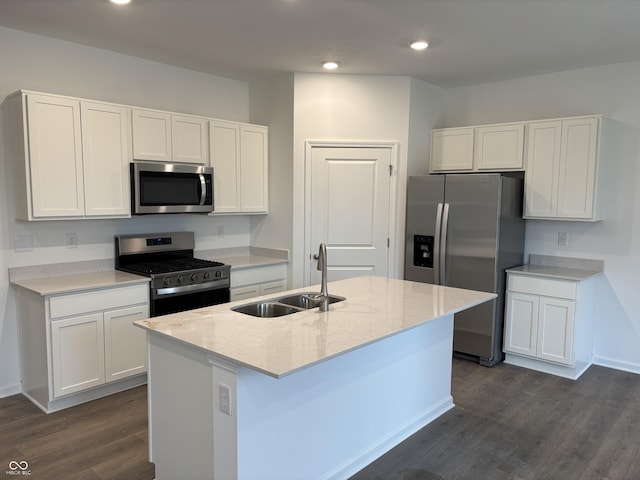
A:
[131,161,214,215]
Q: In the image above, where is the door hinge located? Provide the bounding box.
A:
[387,238,390,248]
[389,164,393,176]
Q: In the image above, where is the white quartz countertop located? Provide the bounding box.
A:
[507,264,602,281]
[213,254,287,270]
[10,270,150,296]
[134,275,495,378]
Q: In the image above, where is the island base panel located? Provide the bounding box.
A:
[148,313,455,480]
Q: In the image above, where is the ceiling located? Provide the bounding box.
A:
[2,0,640,88]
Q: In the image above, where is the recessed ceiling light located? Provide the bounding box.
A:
[322,61,339,70]
[110,0,131,5]
[410,41,429,51]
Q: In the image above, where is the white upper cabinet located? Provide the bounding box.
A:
[430,127,474,172]
[131,109,172,161]
[475,123,525,171]
[9,91,131,220]
[172,115,209,164]
[239,124,269,212]
[22,94,85,218]
[132,109,208,164]
[210,120,269,214]
[209,120,240,212]
[81,102,131,217]
[431,123,524,173]
[524,116,600,221]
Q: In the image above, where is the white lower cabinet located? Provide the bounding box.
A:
[16,282,149,413]
[51,313,105,397]
[230,264,288,302]
[503,272,596,379]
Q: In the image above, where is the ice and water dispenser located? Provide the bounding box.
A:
[412,235,434,268]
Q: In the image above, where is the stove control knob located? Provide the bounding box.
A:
[203,272,211,280]
[177,275,185,284]
[163,278,171,286]
[191,273,198,282]
[215,270,222,278]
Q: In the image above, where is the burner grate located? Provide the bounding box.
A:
[123,258,225,276]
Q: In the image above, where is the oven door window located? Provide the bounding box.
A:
[139,171,204,206]
[152,288,230,317]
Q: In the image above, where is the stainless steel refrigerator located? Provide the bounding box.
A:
[404,173,525,366]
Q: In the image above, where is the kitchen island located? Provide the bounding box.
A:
[135,275,495,480]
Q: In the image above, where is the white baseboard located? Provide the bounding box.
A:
[592,356,640,375]
[0,383,22,399]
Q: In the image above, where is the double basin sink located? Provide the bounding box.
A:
[232,292,345,318]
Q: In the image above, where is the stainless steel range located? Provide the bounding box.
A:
[115,232,230,317]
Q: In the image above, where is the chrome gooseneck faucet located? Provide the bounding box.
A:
[306,242,329,311]
[317,242,328,299]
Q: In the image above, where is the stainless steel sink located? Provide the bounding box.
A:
[231,301,302,318]
[277,292,346,309]
[231,292,346,318]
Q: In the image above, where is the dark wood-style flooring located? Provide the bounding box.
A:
[0,386,153,479]
[1,359,639,479]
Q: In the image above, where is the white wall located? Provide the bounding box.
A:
[290,73,446,288]
[249,74,295,285]
[0,27,253,396]
[444,61,640,373]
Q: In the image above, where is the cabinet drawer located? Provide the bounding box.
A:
[49,284,148,319]
[230,263,287,288]
[508,275,576,300]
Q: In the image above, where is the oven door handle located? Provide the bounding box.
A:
[154,279,230,297]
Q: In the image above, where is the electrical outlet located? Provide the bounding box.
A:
[216,225,224,239]
[219,383,231,416]
[66,233,78,249]
[14,235,33,252]
[558,232,569,247]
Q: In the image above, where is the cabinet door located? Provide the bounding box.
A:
[537,297,575,366]
[210,120,241,212]
[556,117,598,219]
[51,313,105,397]
[524,121,562,218]
[504,292,539,357]
[104,305,149,382]
[26,94,85,218]
[172,115,208,164]
[132,109,172,161]
[475,124,524,171]
[81,102,131,217]
[240,124,269,212]
[430,128,474,172]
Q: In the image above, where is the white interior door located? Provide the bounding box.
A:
[308,146,393,285]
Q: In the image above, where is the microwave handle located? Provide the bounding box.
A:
[199,174,207,205]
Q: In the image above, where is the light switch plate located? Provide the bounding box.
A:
[14,235,33,252]
[558,232,569,247]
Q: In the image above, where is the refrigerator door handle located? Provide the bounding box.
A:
[440,203,450,285]
[434,203,444,285]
